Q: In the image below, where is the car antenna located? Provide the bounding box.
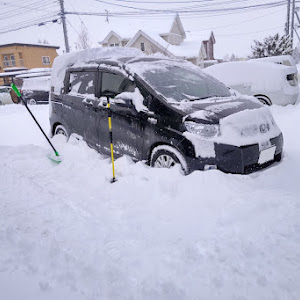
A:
[11,83,62,163]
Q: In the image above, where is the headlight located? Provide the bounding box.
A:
[184,121,220,138]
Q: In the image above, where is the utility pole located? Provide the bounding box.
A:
[291,0,296,47]
[59,0,70,53]
[286,0,291,35]
[295,8,300,42]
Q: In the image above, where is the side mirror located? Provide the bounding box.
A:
[113,97,134,108]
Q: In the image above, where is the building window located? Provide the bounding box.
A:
[42,56,50,65]
[19,52,24,66]
[140,42,145,52]
[3,54,16,67]
[109,43,119,47]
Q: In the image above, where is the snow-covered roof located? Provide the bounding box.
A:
[249,55,296,67]
[126,30,204,59]
[99,14,179,43]
[0,42,59,49]
[3,67,28,72]
[51,47,144,94]
[126,30,174,57]
[0,70,28,77]
[99,14,185,44]
[15,68,52,79]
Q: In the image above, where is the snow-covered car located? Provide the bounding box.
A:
[21,76,50,105]
[49,48,283,174]
[249,55,296,67]
[0,86,14,105]
[204,61,299,106]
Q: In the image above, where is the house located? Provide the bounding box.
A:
[0,43,59,85]
[99,14,217,68]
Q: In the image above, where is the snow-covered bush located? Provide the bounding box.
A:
[250,33,293,58]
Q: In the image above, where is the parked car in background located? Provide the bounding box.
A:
[49,48,283,174]
[249,55,296,67]
[204,60,299,106]
[21,76,50,105]
[0,86,14,105]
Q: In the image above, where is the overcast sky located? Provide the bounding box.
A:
[0,0,293,59]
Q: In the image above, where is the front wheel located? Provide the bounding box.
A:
[255,95,272,106]
[54,125,69,138]
[150,145,188,174]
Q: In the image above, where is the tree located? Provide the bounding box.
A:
[250,33,293,58]
[75,25,91,50]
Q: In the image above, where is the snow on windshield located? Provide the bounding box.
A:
[127,60,230,102]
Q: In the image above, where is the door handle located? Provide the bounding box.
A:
[83,98,93,107]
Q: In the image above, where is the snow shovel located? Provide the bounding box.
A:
[11,83,62,163]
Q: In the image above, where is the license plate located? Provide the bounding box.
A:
[258,146,276,165]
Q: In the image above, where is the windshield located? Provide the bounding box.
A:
[141,65,231,102]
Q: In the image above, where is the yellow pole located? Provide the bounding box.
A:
[107,100,116,182]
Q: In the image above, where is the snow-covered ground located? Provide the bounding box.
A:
[0,104,300,300]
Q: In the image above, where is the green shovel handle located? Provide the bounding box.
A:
[11,83,21,97]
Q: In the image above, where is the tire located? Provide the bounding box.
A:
[0,101,2,106]
[54,125,69,138]
[150,145,188,174]
[28,99,37,105]
[255,95,272,106]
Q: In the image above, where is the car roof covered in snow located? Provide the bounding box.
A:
[51,47,204,94]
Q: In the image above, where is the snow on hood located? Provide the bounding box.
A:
[183,105,281,158]
[51,47,144,94]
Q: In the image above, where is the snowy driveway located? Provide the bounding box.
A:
[0,104,300,300]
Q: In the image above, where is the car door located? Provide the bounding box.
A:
[97,71,144,160]
[62,70,99,149]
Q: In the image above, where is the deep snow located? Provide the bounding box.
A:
[0,104,300,300]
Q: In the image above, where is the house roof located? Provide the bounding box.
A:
[126,30,205,59]
[99,14,179,44]
[0,43,59,49]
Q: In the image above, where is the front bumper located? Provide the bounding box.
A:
[187,133,283,174]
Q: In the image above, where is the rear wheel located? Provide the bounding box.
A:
[255,95,272,106]
[28,99,37,105]
[54,125,69,138]
[150,145,188,174]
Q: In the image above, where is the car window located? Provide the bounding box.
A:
[69,72,95,95]
[101,72,135,96]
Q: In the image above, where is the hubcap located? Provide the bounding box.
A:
[56,128,66,136]
[154,154,176,168]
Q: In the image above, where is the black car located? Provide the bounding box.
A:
[49,55,283,174]
[21,76,50,105]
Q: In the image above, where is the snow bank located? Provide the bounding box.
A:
[1,104,300,300]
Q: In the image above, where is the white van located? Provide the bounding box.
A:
[204,60,299,106]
